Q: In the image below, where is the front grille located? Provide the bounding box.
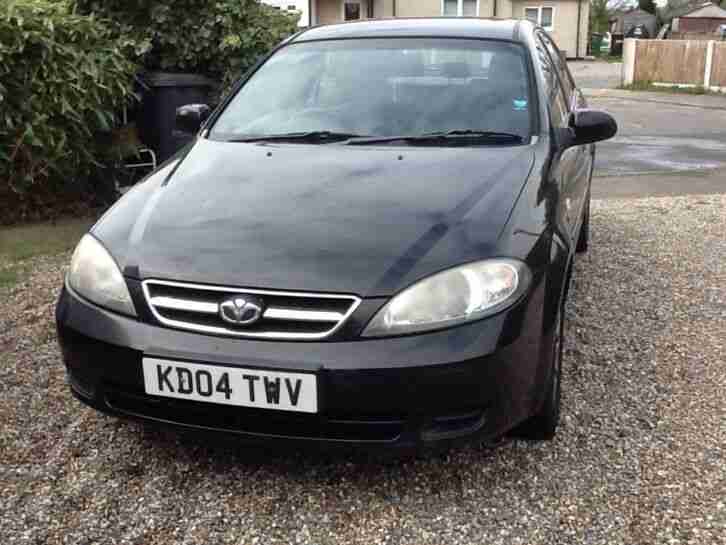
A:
[142,280,361,340]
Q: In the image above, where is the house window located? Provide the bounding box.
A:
[344,2,362,20]
[524,6,554,30]
[442,0,478,17]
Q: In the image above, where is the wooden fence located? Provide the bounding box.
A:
[622,38,726,91]
[712,42,726,87]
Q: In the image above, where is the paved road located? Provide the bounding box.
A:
[569,60,623,90]
[586,90,726,198]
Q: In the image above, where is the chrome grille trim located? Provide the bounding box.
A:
[142,279,361,340]
[263,307,344,322]
[150,296,345,322]
[151,296,218,314]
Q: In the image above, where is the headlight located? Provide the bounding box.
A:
[362,259,530,337]
[68,235,136,316]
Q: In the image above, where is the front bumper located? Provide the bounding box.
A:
[56,281,550,452]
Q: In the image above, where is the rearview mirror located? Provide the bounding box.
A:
[175,104,212,134]
[567,109,617,147]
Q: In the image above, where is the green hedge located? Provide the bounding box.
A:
[0,0,137,217]
[0,0,298,223]
[73,0,300,90]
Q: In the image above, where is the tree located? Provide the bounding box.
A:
[639,0,657,14]
[591,0,612,33]
[73,0,299,88]
[660,0,704,23]
[590,0,632,34]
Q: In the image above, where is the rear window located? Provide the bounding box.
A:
[211,38,534,142]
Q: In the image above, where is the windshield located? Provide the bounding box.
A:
[210,38,534,144]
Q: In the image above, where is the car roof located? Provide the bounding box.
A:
[292,18,532,44]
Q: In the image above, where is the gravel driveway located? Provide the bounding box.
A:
[2,194,725,545]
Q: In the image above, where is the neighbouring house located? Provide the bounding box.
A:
[293,0,589,58]
[672,2,726,34]
[609,8,658,38]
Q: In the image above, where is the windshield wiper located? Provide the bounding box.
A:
[420,130,525,141]
[227,131,366,144]
[347,130,524,145]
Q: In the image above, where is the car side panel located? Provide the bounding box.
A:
[541,31,593,244]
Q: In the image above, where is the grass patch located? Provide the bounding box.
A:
[0,217,94,288]
[0,268,20,289]
[0,217,93,263]
[619,81,724,95]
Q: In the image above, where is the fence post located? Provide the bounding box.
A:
[622,38,637,86]
[704,41,714,89]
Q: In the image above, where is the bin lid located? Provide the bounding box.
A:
[140,71,218,88]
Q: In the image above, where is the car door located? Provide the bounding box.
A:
[538,32,593,239]
[534,33,580,246]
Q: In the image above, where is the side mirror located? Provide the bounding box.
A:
[567,109,617,147]
[175,104,212,134]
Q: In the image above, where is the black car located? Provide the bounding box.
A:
[56,18,616,452]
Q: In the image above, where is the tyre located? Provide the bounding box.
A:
[576,194,590,253]
[511,302,564,441]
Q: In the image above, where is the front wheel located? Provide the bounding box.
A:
[511,303,564,441]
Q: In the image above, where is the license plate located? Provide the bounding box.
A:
[142,358,318,413]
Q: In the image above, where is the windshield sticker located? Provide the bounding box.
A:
[513,99,528,112]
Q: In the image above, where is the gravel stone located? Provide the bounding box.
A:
[1,193,725,544]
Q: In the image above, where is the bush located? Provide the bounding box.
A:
[73,0,300,90]
[0,0,137,219]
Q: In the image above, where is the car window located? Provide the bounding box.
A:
[538,32,576,106]
[533,35,557,97]
[534,35,568,127]
[211,38,534,142]
[549,81,569,128]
